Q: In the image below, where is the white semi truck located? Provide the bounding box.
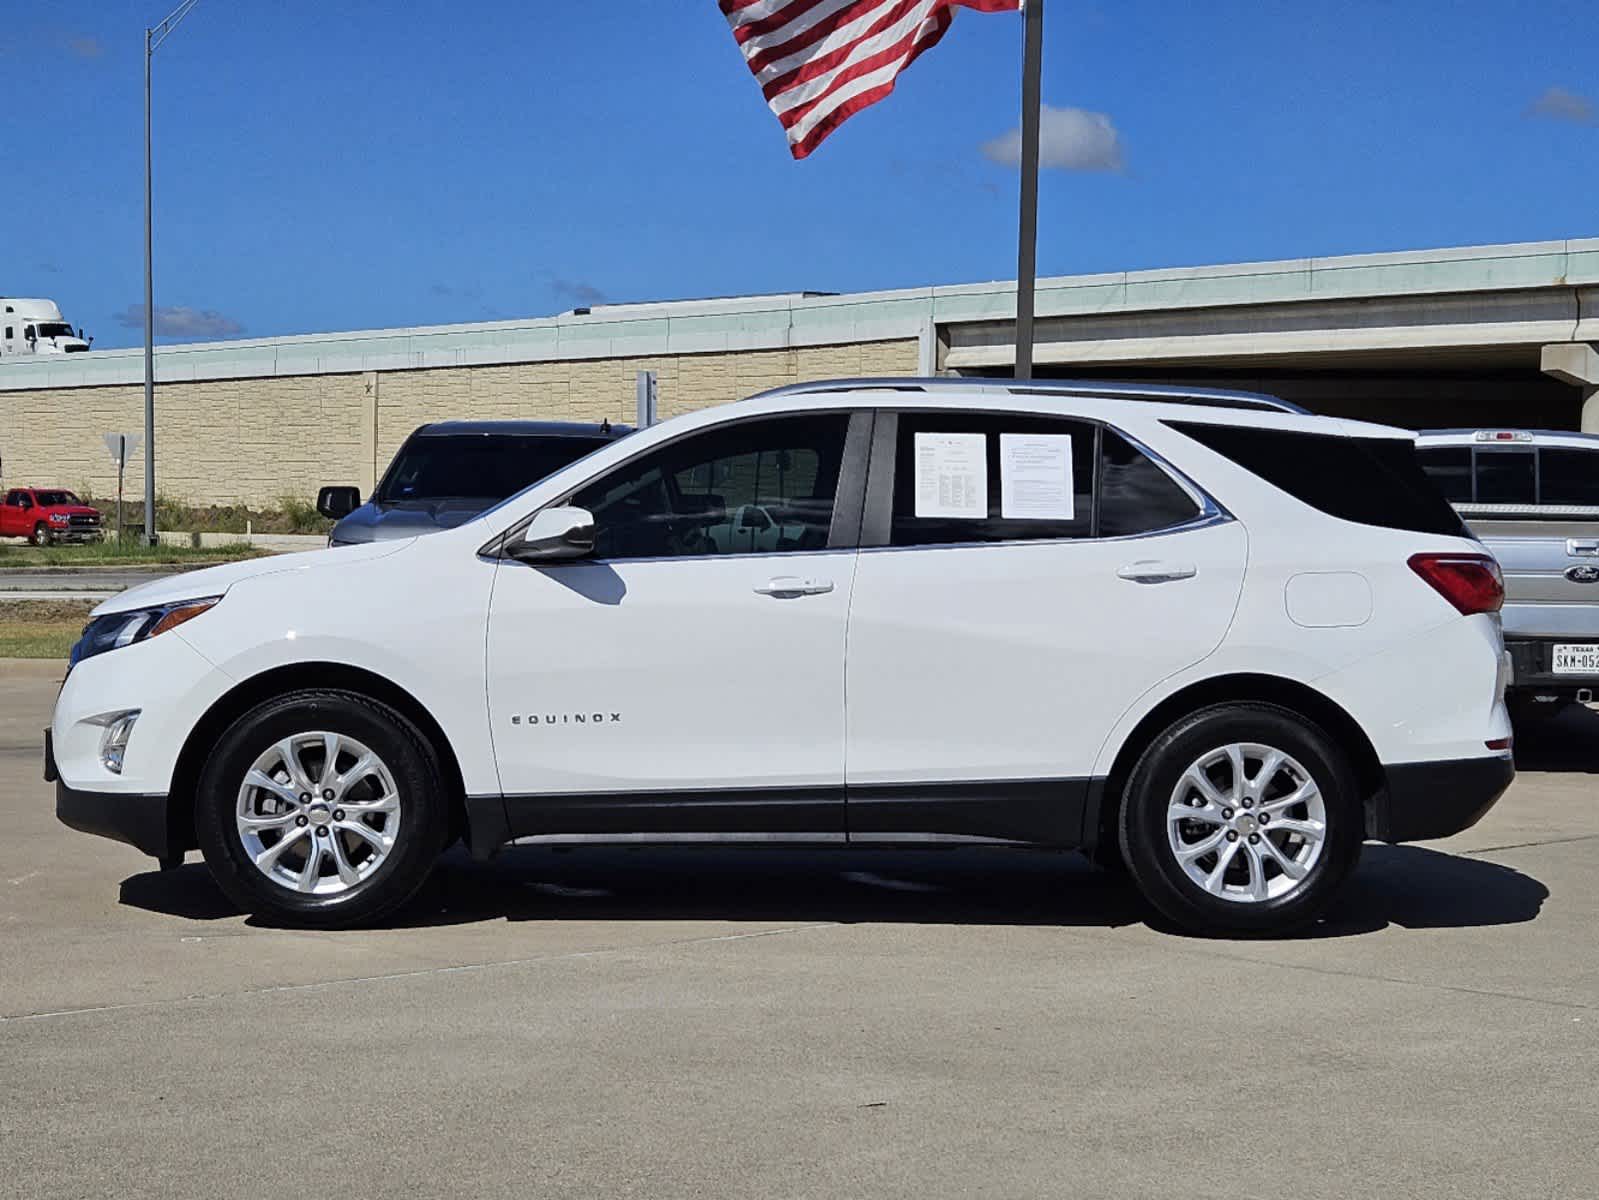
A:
[0,298,92,357]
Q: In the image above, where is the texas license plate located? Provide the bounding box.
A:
[1552,644,1599,674]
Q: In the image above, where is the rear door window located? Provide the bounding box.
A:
[887,412,1096,547]
[877,413,1204,547]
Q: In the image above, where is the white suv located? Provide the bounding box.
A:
[48,379,1514,935]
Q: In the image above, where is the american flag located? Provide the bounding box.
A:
[721,0,1022,160]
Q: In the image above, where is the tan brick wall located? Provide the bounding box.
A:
[0,338,919,510]
[0,373,370,511]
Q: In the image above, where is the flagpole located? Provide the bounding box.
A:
[1014,0,1044,380]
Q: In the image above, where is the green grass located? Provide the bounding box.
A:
[0,540,267,569]
[0,601,95,659]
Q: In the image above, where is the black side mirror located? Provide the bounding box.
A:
[316,486,361,520]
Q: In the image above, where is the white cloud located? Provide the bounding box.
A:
[981,105,1125,172]
[113,305,245,338]
[1527,86,1596,126]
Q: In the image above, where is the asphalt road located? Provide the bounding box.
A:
[0,567,180,603]
[3,659,1596,1199]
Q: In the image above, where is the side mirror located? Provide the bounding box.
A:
[506,506,595,562]
[316,486,361,520]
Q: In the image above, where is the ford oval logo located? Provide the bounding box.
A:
[1566,565,1599,584]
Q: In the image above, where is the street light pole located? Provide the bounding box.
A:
[143,0,206,546]
[143,27,155,544]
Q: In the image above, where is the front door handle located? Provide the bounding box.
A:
[754,576,834,597]
[1117,560,1197,584]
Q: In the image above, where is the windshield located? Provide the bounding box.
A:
[35,323,74,339]
[34,491,81,507]
[375,434,612,504]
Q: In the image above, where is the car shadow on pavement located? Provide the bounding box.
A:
[118,842,1547,939]
[1511,702,1599,772]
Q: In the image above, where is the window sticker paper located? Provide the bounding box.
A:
[914,432,988,519]
[1000,433,1074,520]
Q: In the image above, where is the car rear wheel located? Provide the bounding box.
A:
[194,689,448,927]
[1117,702,1363,936]
[31,522,51,546]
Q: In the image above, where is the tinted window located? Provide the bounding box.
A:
[1537,448,1599,507]
[1474,449,1535,506]
[1416,447,1473,503]
[1169,422,1467,538]
[890,413,1095,547]
[377,434,609,503]
[1099,428,1201,536]
[572,414,849,560]
[32,491,79,507]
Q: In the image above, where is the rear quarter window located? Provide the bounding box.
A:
[1169,422,1468,538]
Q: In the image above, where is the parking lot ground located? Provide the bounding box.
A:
[3,658,1596,1199]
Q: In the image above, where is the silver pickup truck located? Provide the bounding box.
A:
[1417,428,1599,715]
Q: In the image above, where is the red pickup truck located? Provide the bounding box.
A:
[1,488,104,545]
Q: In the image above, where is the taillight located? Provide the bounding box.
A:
[1408,553,1504,615]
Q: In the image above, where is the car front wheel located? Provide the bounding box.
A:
[1117,702,1363,936]
[32,522,51,546]
[195,689,448,927]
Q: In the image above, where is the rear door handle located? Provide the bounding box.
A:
[1568,539,1599,556]
[754,576,834,597]
[1117,560,1197,584]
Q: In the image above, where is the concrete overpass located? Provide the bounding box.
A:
[935,240,1599,430]
[2,238,1596,507]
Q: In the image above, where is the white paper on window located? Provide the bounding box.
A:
[913,432,987,519]
[1000,433,1074,520]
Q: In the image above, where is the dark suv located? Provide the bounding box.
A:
[319,419,632,546]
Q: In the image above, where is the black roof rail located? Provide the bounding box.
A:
[747,376,1307,414]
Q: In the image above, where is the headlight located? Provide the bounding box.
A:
[70,596,222,668]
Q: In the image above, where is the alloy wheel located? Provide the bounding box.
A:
[235,731,402,896]
[1166,742,1327,904]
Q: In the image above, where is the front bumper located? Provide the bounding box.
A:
[56,780,175,860]
[48,728,175,859]
[1368,755,1514,843]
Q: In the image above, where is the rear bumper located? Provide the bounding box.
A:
[1505,637,1599,693]
[1368,755,1514,843]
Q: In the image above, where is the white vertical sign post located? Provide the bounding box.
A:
[636,370,659,429]
[103,432,142,543]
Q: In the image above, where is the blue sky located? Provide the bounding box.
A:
[5,0,1596,349]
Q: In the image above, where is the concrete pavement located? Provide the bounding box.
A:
[2,659,1596,1198]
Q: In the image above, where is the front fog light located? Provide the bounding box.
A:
[97,710,141,774]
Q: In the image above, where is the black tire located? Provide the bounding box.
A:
[1117,702,1363,936]
[31,522,51,547]
[195,689,448,928]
